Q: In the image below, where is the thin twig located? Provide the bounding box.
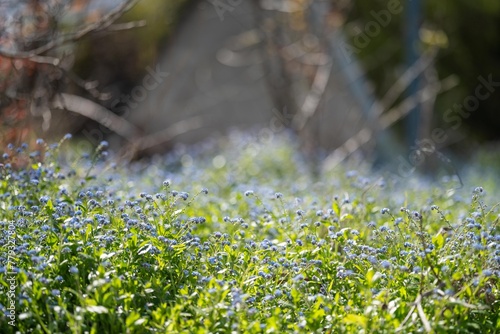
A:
[51,93,205,159]
[293,60,333,131]
[372,48,438,118]
[137,116,205,151]
[322,75,459,170]
[416,295,432,333]
[52,93,139,139]
[395,303,416,332]
[105,20,147,32]
[0,0,141,63]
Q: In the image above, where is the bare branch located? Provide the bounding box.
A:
[371,48,438,118]
[51,93,205,160]
[137,116,205,151]
[322,75,459,171]
[416,296,432,333]
[105,20,147,32]
[0,0,141,63]
[51,93,139,139]
[292,60,333,131]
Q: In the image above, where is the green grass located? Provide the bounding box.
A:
[0,133,499,333]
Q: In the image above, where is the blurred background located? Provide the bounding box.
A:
[0,0,499,174]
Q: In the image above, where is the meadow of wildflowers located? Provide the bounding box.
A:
[0,133,499,333]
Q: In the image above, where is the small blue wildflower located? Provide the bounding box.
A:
[380,260,391,269]
[292,274,304,282]
[482,269,493,277]
[472,243,485,251]
[474,187,484,194]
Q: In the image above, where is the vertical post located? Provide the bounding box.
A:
[405,0,422,146]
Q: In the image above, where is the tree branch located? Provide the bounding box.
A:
[322,75,459,171]
[51,93,139,139]
[0,0,141,64]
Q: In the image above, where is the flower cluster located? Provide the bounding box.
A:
[0,134,498,333]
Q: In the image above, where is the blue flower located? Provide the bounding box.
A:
[482,269,493,277]
[380,260,391,269]
[293,274,304,282]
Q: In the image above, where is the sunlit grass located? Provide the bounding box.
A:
[0,133,499,333]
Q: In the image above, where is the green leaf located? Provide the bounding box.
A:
[366,268,374,285]
[126,311,141,327]
[433,233,444,249]
[343,314,367,327]
[399,287,407,299]
[138,244,152,255]
[46,199,54,214]
[291,288,300,304]
[332,202,341,216]
[452,271,462,281]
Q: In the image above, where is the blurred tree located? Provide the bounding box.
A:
[0,0,144,146]
[2,0,498,166]
[345,0,500,148]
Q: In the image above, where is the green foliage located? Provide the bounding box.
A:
[0,134,499,333]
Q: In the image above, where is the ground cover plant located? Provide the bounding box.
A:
[0,133,499,333]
